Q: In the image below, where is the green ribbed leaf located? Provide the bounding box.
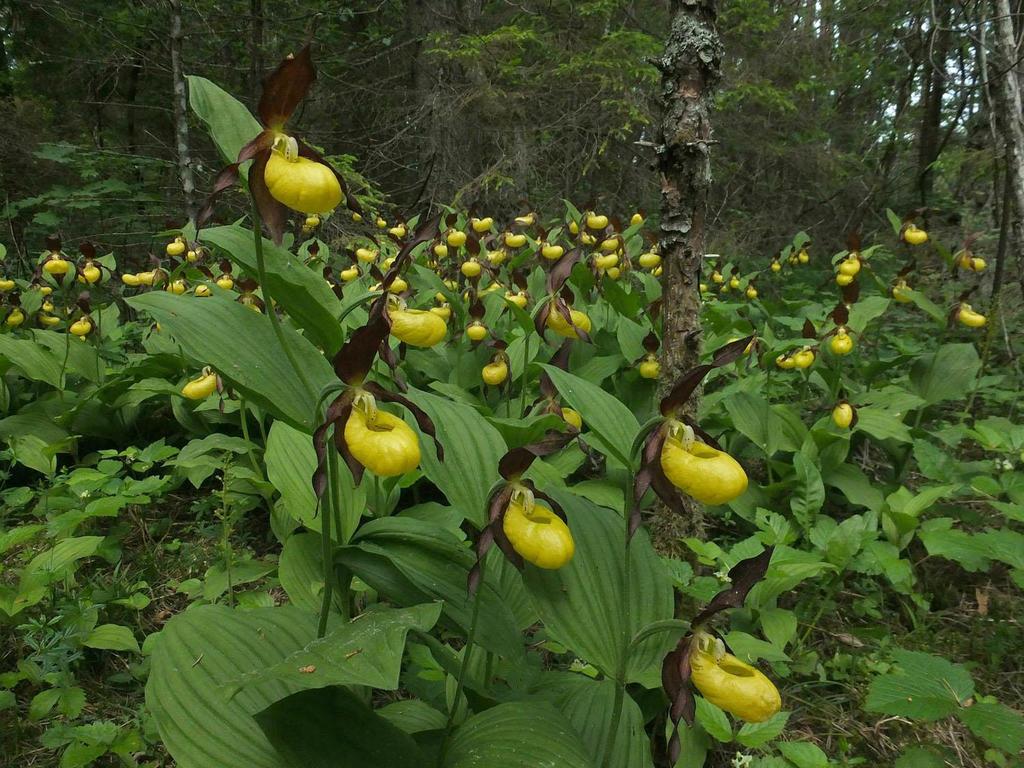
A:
[265,421,364,542]
[346,519,522,659]
[0,334,65,387]
[406,388,505,525]
[524,491,673,686]
[128,292,333,431]
[200,225,345,355]
[532,673,652,768]
[278,533,345,614]
[230,603,441,695]
[444,701,594,768]
[186,76,262,175]
[539,366,639,467]
[146,605,321,768]
[256,686,424,768]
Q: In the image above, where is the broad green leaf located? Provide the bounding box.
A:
[22,536,105,591]
[695,698,732,742]
[230,603,440,695]
[344,519,522,659]
[524,491,673,686]
[823,463,885,512]
[864,650,974,721]
[532,672,653,768]
[958,702,1024,754]
[854,407,912,443]
[540,365,639,467]
[909,344,980,405]
[186,76,262,174]
[128,292,333,431]
[265,421,364,542]
[776,741,828,768]
[846,295,890,334]
[406,388,505,525]
[199,225,345,355]
[279,533,338,613]
[83,624,140,654]
[735,710,789,747]
[0,334,65,387]
[444,701,594,768]
[256,686,424,768]
[723,631,789,663]
[919,520,991,572]
[724,390,775,456]
[378,699,448,734]
[146,605,320,768]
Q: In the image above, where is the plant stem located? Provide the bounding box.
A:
[327,445,350,620]
[316,429,336,639]
[603,485,634,766]
[249,199,315,397]
[238,397,262,476]
[447,560,485,731]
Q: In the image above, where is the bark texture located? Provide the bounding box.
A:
[991,0,1024,269]
[652,0,722,554]
[169,0,197,222]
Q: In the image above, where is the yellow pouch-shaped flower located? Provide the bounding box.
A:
[345,406,420,477]
[182,372,218,400]
[388,307,447,348]
[690,634,781,723]
[546,307,591,339]
[503,499,575,570]
[264,150,342,214]
[660,431,747,505]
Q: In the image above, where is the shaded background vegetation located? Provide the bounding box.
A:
[0,0,1016,268]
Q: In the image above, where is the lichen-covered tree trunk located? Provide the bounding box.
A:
[651,0,722,554]
[169,0,196,222]
[991,0,1024,269]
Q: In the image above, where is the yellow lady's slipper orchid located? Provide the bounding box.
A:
[689,633,781,723]
[344,402,420,477]
[388,305,447,347]
[503,498,575,570]
[660,422,747,505]
[482,360,509,386]
[264,138,342,214]
[903,224,928,245]
[182,371,218,400]
[832,403,854,429]
[829,329,853,356]
[561,408,582,430]
[69,317,93,337]
[546,306,591,339]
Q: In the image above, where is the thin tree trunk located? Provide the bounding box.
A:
[169,0,197,222]
[250,0,264,93]
[917,9,950,208]
[991,0,1024,270]
[653,0,722,552]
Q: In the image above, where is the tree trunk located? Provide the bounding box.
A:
[917,9,950,208]
[250,0,264,93]
[652,0,722,553]
[991,0,1024,269]
[169,0,197,222]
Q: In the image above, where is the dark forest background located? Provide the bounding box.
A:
[0,0,1017,271]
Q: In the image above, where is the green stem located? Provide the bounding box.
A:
[603,484,634,766]
[447,560,485,731]
[238,397,262,476]
[519,334,531,419]
[327,446,350,620]
[316,430,336,639]
[250,199,315,397]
